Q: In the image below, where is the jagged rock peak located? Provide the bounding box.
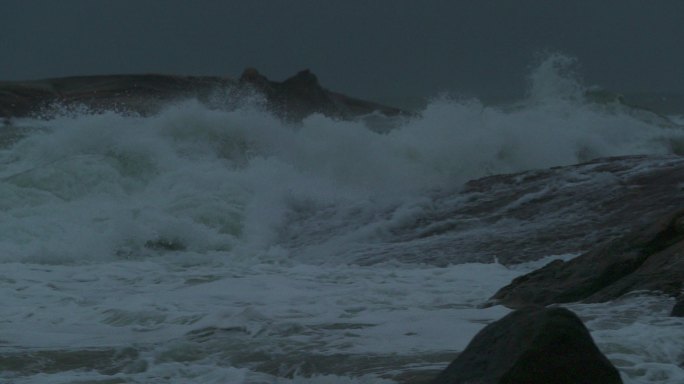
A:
[0,68,408,120]
[239,67,270,86]
[239,67,319,87]
[283,69,319,87]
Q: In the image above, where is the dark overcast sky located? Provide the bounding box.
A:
[1,0,683,102]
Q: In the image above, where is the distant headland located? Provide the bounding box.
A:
[0,69,408,121]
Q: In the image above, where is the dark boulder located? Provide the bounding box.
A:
[430,306,623,384]
[491,209,684,308]
[672,296,684,317]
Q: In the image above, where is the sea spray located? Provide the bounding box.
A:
[3,94,682,263]
[1,55,684,383]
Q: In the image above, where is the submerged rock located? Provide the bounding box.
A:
[144,238,187,252]
[430,306,623,384]
[0,347,144,375]
[672,296,684,317]
[491,209,684,308]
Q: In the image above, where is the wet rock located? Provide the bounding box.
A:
[491,209,684,308]
[279,155,684,266]
[430,306,623,384]
[672,296,684,317]
[144,238,187,252]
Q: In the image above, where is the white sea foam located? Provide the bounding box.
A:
[1,55,683,382]
[2,73,684,263]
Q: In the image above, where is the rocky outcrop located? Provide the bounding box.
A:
[0,70,407,120]
[490,209,684,308]
[430,306,622,384]
[279,155,684,266]
[238,68,406,120]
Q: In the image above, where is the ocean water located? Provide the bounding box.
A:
[1,55,684,383]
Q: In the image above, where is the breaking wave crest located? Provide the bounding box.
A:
[1,53,684,263]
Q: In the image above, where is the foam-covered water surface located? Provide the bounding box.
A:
[569,295,684,384]
[2,55,684,382]
[0,258,518,383]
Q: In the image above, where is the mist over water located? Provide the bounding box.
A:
[2,54,684,383]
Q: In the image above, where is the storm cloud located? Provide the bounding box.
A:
[2,0,683,102]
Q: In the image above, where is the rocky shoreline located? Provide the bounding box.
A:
[490,209,684,309]
[437,154,684,383]
[1,70,682,382]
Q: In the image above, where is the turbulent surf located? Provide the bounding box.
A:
[1,55,683,383]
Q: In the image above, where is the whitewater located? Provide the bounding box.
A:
[1,56,684,383]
